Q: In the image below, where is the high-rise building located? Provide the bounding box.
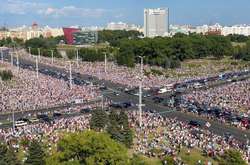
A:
[144,8,169,38]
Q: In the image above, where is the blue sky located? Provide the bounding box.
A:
[0,0,250,27]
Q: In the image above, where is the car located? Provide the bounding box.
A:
[17,118,30,123]
[15,120,28,127]
[110,103,123,109]
[99,86,107,90]
[29,118,39,123]
[80,108,91,114]
[152,97,164,103]
[53,112,62,118]
[113,91,120,96]
[188,120,201,127]
[37,114,51,123]
[122,102,133,108]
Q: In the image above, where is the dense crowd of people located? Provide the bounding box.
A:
[0,109,249,164]
[183,80,250,113]
[181,80,250,130]
[20,53,249,88]
[0,50,248,164]
[0,62,100,113]
[132,111,250,164]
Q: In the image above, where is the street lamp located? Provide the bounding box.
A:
[76,49,79,68]
[138,56,144,128]
[104,52,107,73]
[1,48,3,63]
[69,61,72,90]
[36,56,39,79]
[51,50,54,64]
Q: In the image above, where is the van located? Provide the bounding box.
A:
[15,120,28,127]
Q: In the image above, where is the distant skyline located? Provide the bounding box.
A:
[0,0,250,27]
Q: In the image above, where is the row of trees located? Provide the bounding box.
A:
[0,37,24,48]
[227,34,250,43]
[24,36,64,58]
[98,30,143,47]
[115,33,239,68]
[66,48,115,62]
[233,40,250,61]
[3,31,250,69]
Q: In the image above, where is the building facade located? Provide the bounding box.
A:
[63,27,98,45]
[144,8,169,38]
[63,28,81,45]
[72,31,98,45]
[0,23,64,41]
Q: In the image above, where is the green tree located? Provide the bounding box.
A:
[0,70,13,81]
[90,109,109,131]
[49,131,129,165]
[25,140,46,165]
[0,142,20,165]
[107,110,133,148]
[219,149,247,165]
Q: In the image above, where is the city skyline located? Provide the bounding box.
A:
[0,0,250,27]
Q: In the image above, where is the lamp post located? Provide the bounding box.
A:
[16,51,19,72]
[76,49,79,68]
[1,48,3,63]
[51,50,54,64]
[38,48,41,60]
[36,56,39,79]
[69,61,72,90]
[138,56,144,128]
[28,47,31,56]
[104,53,107,73]
[10,52,13,67]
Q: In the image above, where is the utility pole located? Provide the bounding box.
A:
[11,52,13,67]
[12,107,15,135]
[38,48,40,60]
[104,53,107,73]
[69,61,72,90]
[76,49,79,68]
[101,95,104,110]
[28,47,31,56]
[0,49,2,63]
[138,56,144,128]
[51,50,54,64]
[36,56,39,79]
[16,51,19,71]
[11,99,15,135]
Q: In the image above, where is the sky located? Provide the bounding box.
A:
[0,0,250,27]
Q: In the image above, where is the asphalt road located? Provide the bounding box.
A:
[2,51,250,142]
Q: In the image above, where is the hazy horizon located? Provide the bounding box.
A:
[0,0,250,27]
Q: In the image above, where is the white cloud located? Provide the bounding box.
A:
[43,6,107,18]
[0,0,47,15]
[0,0,107,18]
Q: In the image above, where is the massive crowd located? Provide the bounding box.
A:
[181,80,250,130]
[131,111,250,164]
[0,62,100,113]
[183,80,250,113]
[21,52,249,88]
[0,109,249,164]
[0,50,248,164]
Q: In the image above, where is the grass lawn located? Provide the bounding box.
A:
[141,155,162,165]
[179,148,219,165]
[164,57,250,78]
